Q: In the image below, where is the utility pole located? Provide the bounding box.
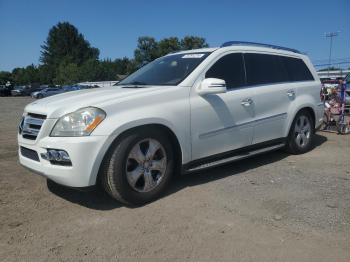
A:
[325,32,339,78]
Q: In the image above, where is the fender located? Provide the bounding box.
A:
[88,117,190,185]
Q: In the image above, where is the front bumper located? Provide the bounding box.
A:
[18,134,109,187]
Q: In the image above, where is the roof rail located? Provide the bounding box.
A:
[220,41,301,54]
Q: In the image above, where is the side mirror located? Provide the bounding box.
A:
[197,78,227,96]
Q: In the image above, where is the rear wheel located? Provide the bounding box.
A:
[101,129,174,205]
[286,110,314,154]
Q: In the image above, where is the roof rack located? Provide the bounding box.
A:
[220,41,301,54]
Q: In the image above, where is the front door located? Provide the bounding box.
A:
[190,53,254,160]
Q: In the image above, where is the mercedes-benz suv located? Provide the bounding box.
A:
[18,41,324,205]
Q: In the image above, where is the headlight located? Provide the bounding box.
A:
[50,107,106,137]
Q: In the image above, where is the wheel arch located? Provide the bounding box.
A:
[93,123,184,186]
[286,105,316,137]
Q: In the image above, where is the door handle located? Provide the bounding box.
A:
[241,98,253,107]
[287,90,295,97]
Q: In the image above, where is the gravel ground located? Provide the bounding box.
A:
[0,97,350,262]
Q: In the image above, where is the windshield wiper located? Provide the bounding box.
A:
[120,81,150,88]
[120,81,148,87]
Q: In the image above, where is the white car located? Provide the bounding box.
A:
[18,41,324,205]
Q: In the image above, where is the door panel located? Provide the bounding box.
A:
[190,88,255,160]
[243,53,293,144]
[251,83,291,144]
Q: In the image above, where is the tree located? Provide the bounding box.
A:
[114,57,131,75]
[54,61,80,85]
[133,36,209,68]
[40,22,99,69]
[0,71,12,85]
[79,59,102,82]
[180,36,209,50]
[11,64,40,85]
[134,37,159,67]
[158,37,181,56]
[38,65,55,84]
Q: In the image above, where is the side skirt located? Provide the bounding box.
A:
[182,138,286,173]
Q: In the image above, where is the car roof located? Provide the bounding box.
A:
[171,46,304,58]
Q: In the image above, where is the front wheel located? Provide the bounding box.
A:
[286,111,315,154]
[101,129,175,205]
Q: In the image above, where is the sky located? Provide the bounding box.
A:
[0,0,349,71]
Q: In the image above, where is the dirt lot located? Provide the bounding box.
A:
[0,97,349,262]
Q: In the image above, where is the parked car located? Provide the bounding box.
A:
[0,85,13,96]
[29,87,45,97]
[18,41,323,205]
[62,85,87,92]
[11,86,29,96]
[31,87,63,98]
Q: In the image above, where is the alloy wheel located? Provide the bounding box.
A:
[125,138,167,192]
[294,115,311,148]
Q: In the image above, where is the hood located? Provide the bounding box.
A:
[24,86,171,118]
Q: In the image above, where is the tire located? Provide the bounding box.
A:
[286,110,315,154]
[37,94,43,99]
[100,128,175,205]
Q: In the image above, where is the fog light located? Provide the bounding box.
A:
[41,149,72,166]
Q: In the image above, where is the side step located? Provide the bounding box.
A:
[186,143,285,173]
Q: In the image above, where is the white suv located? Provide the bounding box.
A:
[18,41,324,205]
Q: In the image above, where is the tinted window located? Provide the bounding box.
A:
[205,53,245,89]
[282,57,314,81]
[244,53,289,86]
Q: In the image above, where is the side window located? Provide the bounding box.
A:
[282,57,314,82]
[205,53,245,89]
[244,53,289,86]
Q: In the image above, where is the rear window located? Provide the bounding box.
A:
[282,57,314,82]
[244,53,289,86]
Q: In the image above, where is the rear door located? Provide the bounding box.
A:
[243,53,292,144]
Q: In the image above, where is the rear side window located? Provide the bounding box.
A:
[244,53,289,86]
[282,57,314,82]
[205,53,245,89]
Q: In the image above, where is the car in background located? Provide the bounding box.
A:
[11,86,30,96]
[0,85,13,96]
[31,87,63,99]
[62,85,83,92]
[62,85,96,92]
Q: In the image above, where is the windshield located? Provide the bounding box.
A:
[118,52,211,86]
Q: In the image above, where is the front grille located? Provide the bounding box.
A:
[19,113,46,140]
[20,147,40,162]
